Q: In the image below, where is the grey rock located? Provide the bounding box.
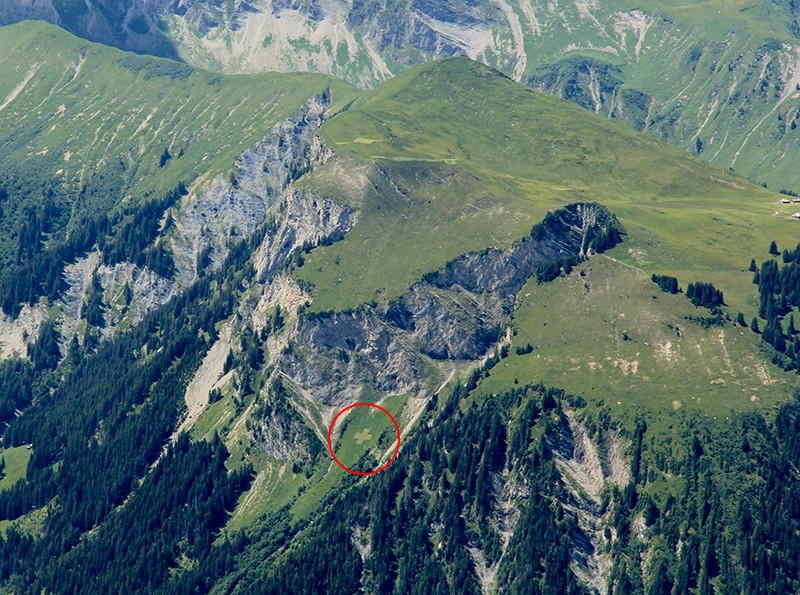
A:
[0,0,177,58]
[254,187,357,282]
[173,92,332,286]
[277,203,623,404]
[30,93,333,356]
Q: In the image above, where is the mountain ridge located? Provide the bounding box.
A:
[7,1,800,188]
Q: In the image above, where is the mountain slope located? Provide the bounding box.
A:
[9,0,800,190]
[0,25,798,594]
[195,59,797,592]
[0,21,355,351]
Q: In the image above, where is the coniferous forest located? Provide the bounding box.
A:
[751,243,800,371]
[179,383,800,595]
[0,227,260,593]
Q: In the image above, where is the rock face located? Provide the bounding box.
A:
[0,303,47,361]
[547,410,632,594]
[284,308,433,406]
[4,92,334,358]
[0,0,176,58]
[171,92,332,285]
[254,187,357,283]
[278,203,623,406]
[113,91,332,326]
[160,0,508,86]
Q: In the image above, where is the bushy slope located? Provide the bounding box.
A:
[196,379,800,594]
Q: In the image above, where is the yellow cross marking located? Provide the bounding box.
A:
[354,428,373,445]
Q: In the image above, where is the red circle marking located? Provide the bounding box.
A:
[327,402,401,476]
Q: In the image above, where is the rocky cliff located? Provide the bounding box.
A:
[0,0,176,57]
[277,203,623,407]
[0,91,334,358]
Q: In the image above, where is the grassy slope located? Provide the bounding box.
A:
[0,445,31,493]
[300,58,796,420]
[0,21,355,242]
[625,2,800,185]
[477,256,796,421]
[0,445,42,537]
[294,155,546,311]
[308,58,796,311]
[159,0,800,188]
[224,389,412,527]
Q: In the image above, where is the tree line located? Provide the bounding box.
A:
[749,241,800,371]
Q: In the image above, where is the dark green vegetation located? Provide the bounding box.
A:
[214,385,588,595]
[0,360,34,425]
[163,382,800,594]
[685,282,725,311]
[0,227,262,592]
[0,183,183,317]
[652,274,680,294]
[603,403,800,595]
[751,242,800,370]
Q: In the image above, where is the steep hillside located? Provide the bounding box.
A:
[309,59,799,418]
[0,21,354,353]
[7,1,800,187]
[0,0,176,57]
[0,27,798,594]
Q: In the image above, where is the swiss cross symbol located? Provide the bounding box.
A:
[354,428,373,445]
